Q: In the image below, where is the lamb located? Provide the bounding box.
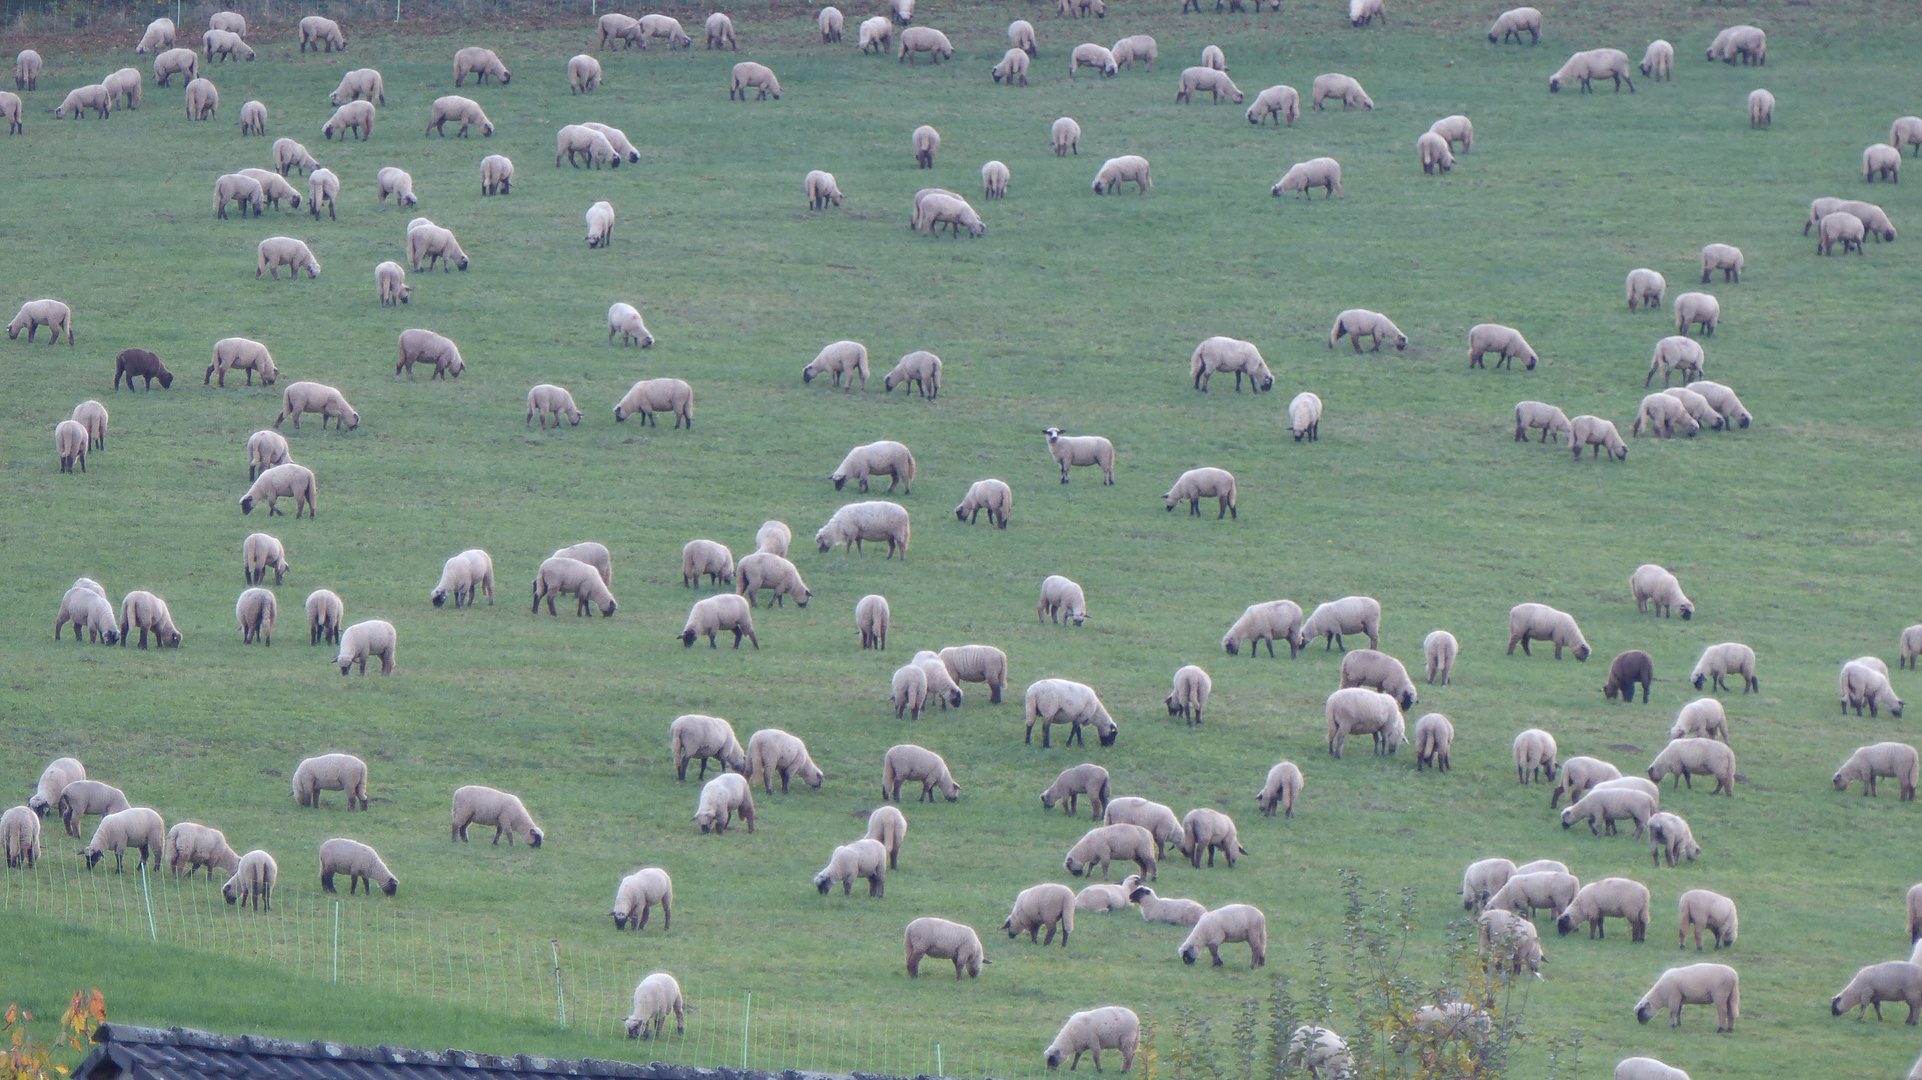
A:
[614,378,693,427]
[2,806,41,869]
[1647,738,1736,796]
[1311,73,1372,110]
[737,552,811,608]
[153,48,197,86]
[1690,642,1757,693]
[993,883,1077,947]
[1514,728,1559,783]
[1176,67,1242,105]
[832,440,916,495]
[692,772,755,834]
[939,644,1008,703]
[1461,858,1516,911]
[240,463,317,518]
[666,715,748,786]
[1487,870,1580,919]
[1648,811,1701,867]
[1626,268,1666,312]
[899,27,953,65]
[610,867,672,930]
[815,501,911,559]
[328,70,383,108]
[1303,596,1381,652]
[82,807,166,872]
[745,729,822,795]
[917,193,984,237]
[165,822,240,879]
[1478,909,1544,977]
[606,303,653,347]
[1183,808,1245,868]
[1669,698,1728,742]
[879,744,957,804]
[799,170,845,215]
[1069,44,1118,78]
[1064,823,1156,880]
[730,62,782,101]
[882,350,941,397]
[1245,84,1299,127]
[426,96,493,139]
[1339,649,1418,711]
[1507,603,1589,661]
[301,167,341,221]
[1045,1007,1137,1072]
[1689,381,1750,429]
[1640,40,1674,80]
[1417,132,1455,174]
[1833,742,1918,799]
[1414,713,1454,772]
[992,48,1030,86]
[1637,964,1739,1030]
[72,400,107,449]
[915,651,963,709]
[370,167,417,210]
[1819,211,1867,256]
[54,420,89,474]
[859,17,892,54]
[306,589,343,646]
[1129,886,1206,928]
[679,539,734,589]
[522,384,581,429]
[1604,650,1654,703]
[54,585,116,642]
[116,590,181,650]
[1627,564,1693,620]
[430,549,494,608]
[1674,292,1721,337]
[1893,116,1922,157]
[1288,392,1323,442]
[1329,310,1407,353]
[585,199,615,248]
[1255,761,1304,818]
[480,154,514,195]
[1697,244,1745,286]
[28,758,85,818]
[203,29,253,63]
[396,328,464,379]
[213,849,276,911]
[955,478,1012,528]
[1348,0,1384,26]
[274,382,357,430]
[904,917,987,979]
[57,780,129,839]
[1026,679,1117,747]
[9,299,72,345]
[1550,48,1635,93]
[534,556,619,618]
[1645,336,1704,388]
[1569,415,1628,461]
[865,804,907,867]
[1180,904,1266,967]
[1488,7,1541,44]
[820,7,845,42]
[1074,876,1142,913]
[1832,962,1922,1024]
[1325,687,1404,758]
[55,84,112,121]
[1677,890,1736,951]
[1560,788,1655,838]
[10,48,39,91]
[815,839,887,897]
[1166,665,1211,726]
[1285,1028,1354,1080]
[1190,336,1274,392]
[1038,765,1113,820]
[136,18,176,54]
[316,100,373,143]
[235,588,276,645]
[1052,116,1080,156]
[622,973,685,1041]
[335,620,397,676]
[449,46,510,87]
[256,237,320,281]
[1092,156,1152,195]
[855,594,889,649]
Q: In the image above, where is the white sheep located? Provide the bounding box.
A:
[882,744,959,803]
[1190,336,1274,392]
[1038,575,1089,626]
[624,974,685,1041]
[859,16,892,54]
[1279,392,1322,445]
[832,440,916,495]
[865,805,908,867]
[816,838,887,897]
[583,123,637,161]
[202,29,253,63]
[1411,712,1454,772]
[1513,728,1559,784]
[1626,268,1666,312]
[670,714,746,781]
[730,62,782,101]
[1747,87,1774,128]
[1092,155,1151,195]
[328,69,383,108]
[1819,211,1867,256]
[1550,48,1635,93]
[274,381,358,430]
[373,167,416,209]
[1478,908,1544,978]
[374,261,410,306]
[306,589,343,646]
[1272,157,1343,199]
[1219,600,1305,659]
[693,772,755,833]
[1647,738,1736,796]
[424,96,493,139]
[680,594,756,648]
[1669,698,1728,742]
[233,587,276,646]
[1166,665,1211,726]
[1468,323,1538,370]
[882,349,941,397]
[0,90,20,134]
[396,328,463,379]
[208,11,246,33]
[1069,43,1118,78]
[1567,415,1626,461]
[292,755,368,810]
[1690,642,1757,693]
[1417,131,1455,174]
[980,160,1011,201]
[304,167,340,221]
[904,917,987,979]
[1507,603,1588,660]
[28,757,85,818]
[1700,243,1744,285]
[237,100,265,136]
[1008,19,1037,54]
[1648,811,1702,866]
[1674,292,1720,337]
[745,728,822,793]
[1325,687,1404,758]
[256,237,320,281]
[54,420,89,474]
[1165,468,1237,518]
[1630,564,1693,619]
[136,18,176,54]
[889,0,914,25]
[1461,858,1516,911]
[955,478,1012,528]
[82,807,166,872]
[1112,34,1156,72]
[220,849,276,910]
[1678,890,1737,952]
[678,540,734,589]
[915,650,963,710]
[607,303,653,347]
[804,169,844,211]
[298,15,345,52]
[534,556,619,618]
[1339,649,1418,711]
[1025,678,1117,748]
[585,199,615,248]
[1329,310,1408,354]
[1646,335,1705,389]
[317,99,374,142]
[57,780,129,839]
[165,822,240,879]
[1488,7,1541,43]
[71,400,107,451]
[1246,84,1299,127]
[1286,1028,1354,1079]
[737,551,811,608]
[1043,428,1114,485]
[1640,40,1673,80]
[821,7,845,42]
[1180,904,1267,967]
[1636,964,1739,1030]
[1303,596,1382,652]
[450,785,542,846]
[9,299,73,346]
[610,867,672,930]
[479,154,514,195]
[815,501,911,559]
[1051,116,1080,156]
[917,192,984,237]
[1311,73,1372,110]
[899,26,952,65]
[431,549,494,608]
[1707,25,1767,65]
[1176,67,1242,105]
[991,47,1030,87]
[1833,741,1917,799]
[939,645,1009,704]
[152,47,197,86]
[1182,807,1245,868]
[614,378,692,427]
[1000,882,1075,946]
[850,594,890,651]
[2,806,41,869]
[1903,624,1922,671]
[336,619,396,675]
[1045,1007,1138,1071]
[525,385,579,429]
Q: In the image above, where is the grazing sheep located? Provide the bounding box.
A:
[1707,25,1767,65]
[610,867,672,930]
[1626,268,1667,312]
[1468,323,1538,370]
[1064,823,1156,880]
[889,0,914,25]
[622,973,685,1042]
[613,378,693,427]
[737,552,811,608]
[1005,19,1037,55]
[114,591,179,649]
[670,714,746,781]
[1310,73,1372,111]
[1514,728,1560,783]
[799,340,864,388]
[372,167,417,209]
[450,785,541,846]
[1177,67,1242,105]
[1646,336,1705,389]
[1417,131,1455,174]
[1279,394,1323,447]
[256,237,320,281]
[854,594,889,650]
[71,400,107,450]
[1414,713,1454,772]
[1424,115,1474,156]
[203,29,253,63]
[1700,244,1744,284]
[1165,468,1237,519]
[904,917,987,979]
[916,193,983,237]
[9,299,72,346]
[730,62,782,101]
[1026,679,1117,748]
[882,350,942,397]
[306,589,342,646]
[815,501,911,559]
[396,328,463,379]
[804,169,843,210]
[1102,798,1183,859]
[1566,415,1626,460]
[1339,649,1418,711]
[318,837,397,897]
[1832,962,1922,1024]
[1550,48,1635,93]
[1303,596,1381,652]
[137,19,176,54]
[1690,642,1757,693]
[1647,738,1736,796]
[57,781,129,839]
[1254,762,1304,819]
[1051,116,1080,156]
[1244,84,1301,128]
[1507,603,1588,660]
[980,159,1011,200]
[1286,1028,1355,1080]
[1630,565,1694,620]
[451,46,509,87]
[693,772,755,833]
[1488,870,1581,919]
[82,807,166,872]
[153,48,197,86]
[606,303,653,347]
[1648,812,1701,867]
[335,620,396,675]
[54,420,89,474]
[1044,1008,1137,1072]
[1221,599,1305,659]
[899,27,953,65]
[1478,908,1545,977]
[1747,87,1774,128]
[479,154,514,195]
[373,261,411,306]
[1092,155,1152,195]
[1561,788,1655,838]
[54,84,112,120]
[1325,687,1405,758]
[274,382,357,430]
[1637,964,1739,1030]
[166,822,241,879]
[955,478,1012,529]
[1488,7,1541,43]
[881,744,958,803]
[816,838,887,897]
[427,96,493,138]
[222,851,275,909]
[991,48,1030,86]
[1180,904,1266,967]
[584,199,615,248]
[1669,698,1728,742]
[431,549,494,608]
[859,16,892,54]
[1190,336,1274,392]
[1461,858,1516,911]
[524,384,580,429]
[325,70,382,111]
[1271,157,1345,200]
[1347,0,1384,25]
[208,10,246,33]
[2,806,41,869]
[1674,292,1720,337]
[1677,890,1736,951]
[939,644,1008,704]
[304,168,340,221]
[1002,882,1076,945]
[1069,44,1118,78]
[1640,39,1673,80]
[104,69,143,111]
[914,651,963,709]
[1688,381,1750,430]
[316,100,375,143]
[864,804,907,868]
[832,440,916,495]
[819,7,844,42]
[240,463,317,518]
[234,588,276,645]
[678,593,756,648]
[1329,310,1407,353]
[1551,757,1624,809]
[534,556,618,618]
[0,90,19,134]
[1166,665,1211,726]
[1112,35,1156,73]
[705,11,740,51]
[1833,742,1918,799]
[1183,808,1245,868]
[680,539,734,589]
[1904,625,1922,670]
[28,758,85,819]
[1819,211,1867,256]
[1604,650,1655,703]
[746,729,822,794]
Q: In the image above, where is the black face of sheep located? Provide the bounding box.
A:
[1555,914,1578,936]
[433,589,448,607]
[681,629,699,647]
[1635,1002,1655,1024]
[381,879,397,896]
[1098,727,1117,747]
[526,828,543,847]
[1398,690,1417,711]
[1223,640,1240,656]
[224,886,239,905]
[1044,1049,1066,1070]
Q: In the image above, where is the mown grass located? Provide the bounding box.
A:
[3,0,1921,1076]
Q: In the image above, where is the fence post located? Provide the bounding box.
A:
[741,993,752,1070]
[139,862,157,943]
[936,1045,942,1077]
[332,902,340,982]
[551,939,567,1029]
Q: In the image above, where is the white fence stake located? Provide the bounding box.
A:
[741,993,752,1070]
[551,939,567,1028]
[139,862,157,942]
[332,902,340,982]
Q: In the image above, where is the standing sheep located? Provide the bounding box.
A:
[992,48,1030,86]
[235,588,276,646]
[57,780,129,839]
[1424,630,1458,684]
[1325,687,1404,758]
[28,758,85,818]
[480,154,514,195]
[72,400,106,449]
[1246,85,1299,127]
[1165,468,1236,518]
[1637,964,1739,1030]
[1557,878,1651,941]
[1417,131,1455,174]
[905,917,988,979]
[1832,742,1918,800]
[832,440,916,495]
[815,839,887,897]
[670,714,747,781]
[299,16,345,52]
[118,590,181,648]
[165,822,240,880]
[1166,665,1212,726]
[240,463,318,518]
[624,973,685,1041]
[607,303,653,347]
[1488,7,1541,44]
[219,849,273,908]
[1255,761,1303,818]
[1064,823,1157,880]
[681,539,735,588]
[1338,649,1418,711]
[614,378,693,428]
[450,785,542,846]
[336,620,396,675]
[1479,909,1544,977]
[1415,713,1454,772]
[899,27,953,64]
[693,773,755,833]
[804,170,844,210]
[1040,764,1110,818]
[1700,244,1744,284]
[525,385,580,428]
[815,501,911,559]
[1273,157,1345,199]
[1514,728,1559,783]
[1045,1007,1138,1071]
[1289,392,1322,442]
[1647,739,1736,796]
[585,200,615,248]
[1640,40,1673,80]
[1570,415,1628,460]
[1819,212,1867,256]
[1311,74,1373,110]
[1004,883,1075,944]
[1348,0,1384,26]
[1025,678,1117,747]
[859,16,892,54]
[855,594,889,649]
[955,478,1012,528]
[1550,48,1635,93]
[431,549,494,608]
[982,160,1011,199]
[534,556,619,617]
[1631,565,1693,619]
[137,19,176,54]
[1092,156,1152,195]
[275,382,358,430]
[306,589,343,646]
[1180,904,1267,967]
[610,867,672,930]
[1103,798,1183,858]
[54,421,89,474]
[1678,890,1737,950]
[1469,324,1538,370]
[1604,650,1655,703]
[82,808,166,872]
[1488,870,1581,919]
[1748,88,1774,128]
[746,729,823,794]
[1303,596,1381,652]
[883,350,941,397]
[730,62,782,100]
[1690,642,1757,693]
[1831,962,1922,1023]
[1182,808,1245,868]
[866,805,908,868]
[914,651,962,710]
[737,552,811,608]
[376,261,410,306]
[940,644,1008,704]
[9,299,73,346]
[1627,268,1667,311]
[319,838,397,896]
[1329,310,1407,353]
[1191,336,1274,392]
[207,337,278,388]
[1052,116,1080,156]
[1669,698,1728,742]
[1069,44,1118,78]
[881,745,959,802]
[3,805,42,868]
[1462,858,1516,911]
[113,349,173,393]
[1646,336,1704,388]
[1221,600,1305,658]
[1903,624,1922,670]
[804,341,867,389]
[256,237,320,281]
[1674,292,1721,337]
[1648,812,1702,866]
[820,7,845,42]
[1507,603,1589,660]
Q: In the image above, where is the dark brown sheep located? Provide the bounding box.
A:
[1604,649,1654,703]
[114,349,173,391]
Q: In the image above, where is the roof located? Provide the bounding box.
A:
[74,1025,891,1080]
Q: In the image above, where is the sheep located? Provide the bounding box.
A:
[112,590,179,650]
[305,589,343,646]
[1092,156,1152,195]
[1626,565,1694,621]
[426,96,493,139]
[165,822,241,879]
[737,552,812,608]
[1190,336,1274,392]
[1697,244,1745,286]
[1182,808,1245,869]
[28,758,85,819]
[1637,964,1739,1030]
[1487,870,1580,919]
[326,70,382,110]
[1624,268,1668,312]
[939,644,1008,703]
[1112,34,1156,73]
[534,555,619,618]
[1166,665,1211,726]
[1026,679,1117,748]
[274,382,357,430]
[1074,876,1142,912]
[1345,0,1386,24]
[800,170,845,215]
[1410,713,1454,772]
[1818,211,1867,256]
[213,849,277,911]
[335,619,397,676]
[899,27,953,65]
[208,10,246,33]
[1832,962,1922,1024]
[1040,764,1111,819]
[610,867,672,930]
[2,806,41,868]
[137,18,176,54]
[315,100,375,144]
[1466,323,1540,370]
[153,48,197,86]
[815,501,911,560]
[1339,649,1418,711]
[370,167,418,211]
[395,328,464,380]
[451,46,510,87]
[71,400,107,449]
[1417,131,1456,174]
[697,11,738,51]
[1051,116,1080,156]
[1674,292,1720,337]
[1673,890,1737,953]
[1689,381,1750,429]
[54,83,112,121]
[1285,1028,1354,1080]
[1044,1007,1137,1072]
[292,15,345,53]
[448,785,542,847]
[479,154,514,195]
[203,29,254,63]
[992,883,1079,949]
[1163,468,1237,520]
[666,715,749,784]
[617,972,688,1042]
[211,169,263,219]
[82,807,166,872]
[730,62,782,101]
[882,350,941,397]
[1254,761,1304,820]
[859,17,892,54]
[815,838,887,898]
[0,90,19,134]
[1177,67,1242,105]
[255,237,320,282]
[991,48,1030,86]
[854,594,889,650]
[832,440,916,496]
[1064,823,1156,880]
[9,299,72,346]
[1647,738,1737,796]
[1669,698,1728,742]
[1905,625,1922,670]
[583,199,616,249]
[1891,116,1922,159]
[1708,24,1767,65]
[101,68,142,112]
[672,539,733,590]
[1328,310,1407,354]
[1461,858,1516,911]
[315,837,397,897]
[1271,157,1343,201]
[903,917,988,980]
[1325,687,1404,758]
[614,378,692,428]
[1246,84,1299,127]
[300,167,341,221]
[1647,811,1702,867]
[1180,904,1266,968]
[1514,728,1559,783]
[1005,19,1037,55]
[1069,44,1118,78]
[862,805,909,870]
[1640,40,1673,80]
[1096,800,1181,860]
[1561,787,1655,838]
[240,463,318,518]
[819,7,845,42]
[877,745,956,804]
[979,160,1011,201]
[1645,336,1705,389]
[885,0,915,24]
[1303,596,1382,652]
[521,385,583,430]
[10,49,38,89]
[1488,7,1541,44]
[1550,48,1635,93]
[607,303,653,347]
[1311,73,1372,111]
[430,549,494,609]
[1604,650,1655,703]
[1125,886,1205,928]
[1834,742,1918,799]
[745,729,822,795]
[1507,603,1589,661]
[233,587,277,645]
[57,781,129,839]
[692,772,756,834]
[1564,415,1626,461]
[54,420,89,474]
[1550,757,1624,809]
[917,192,984,238]
[955,478,1012,529]
[1280,393,1323,446]
[1742,87,1776,129]
[1478,909,1544,977]
[915,650,964,709]
[1690,642,1757,694]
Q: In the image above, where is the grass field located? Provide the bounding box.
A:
[4,0,1922,1076]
